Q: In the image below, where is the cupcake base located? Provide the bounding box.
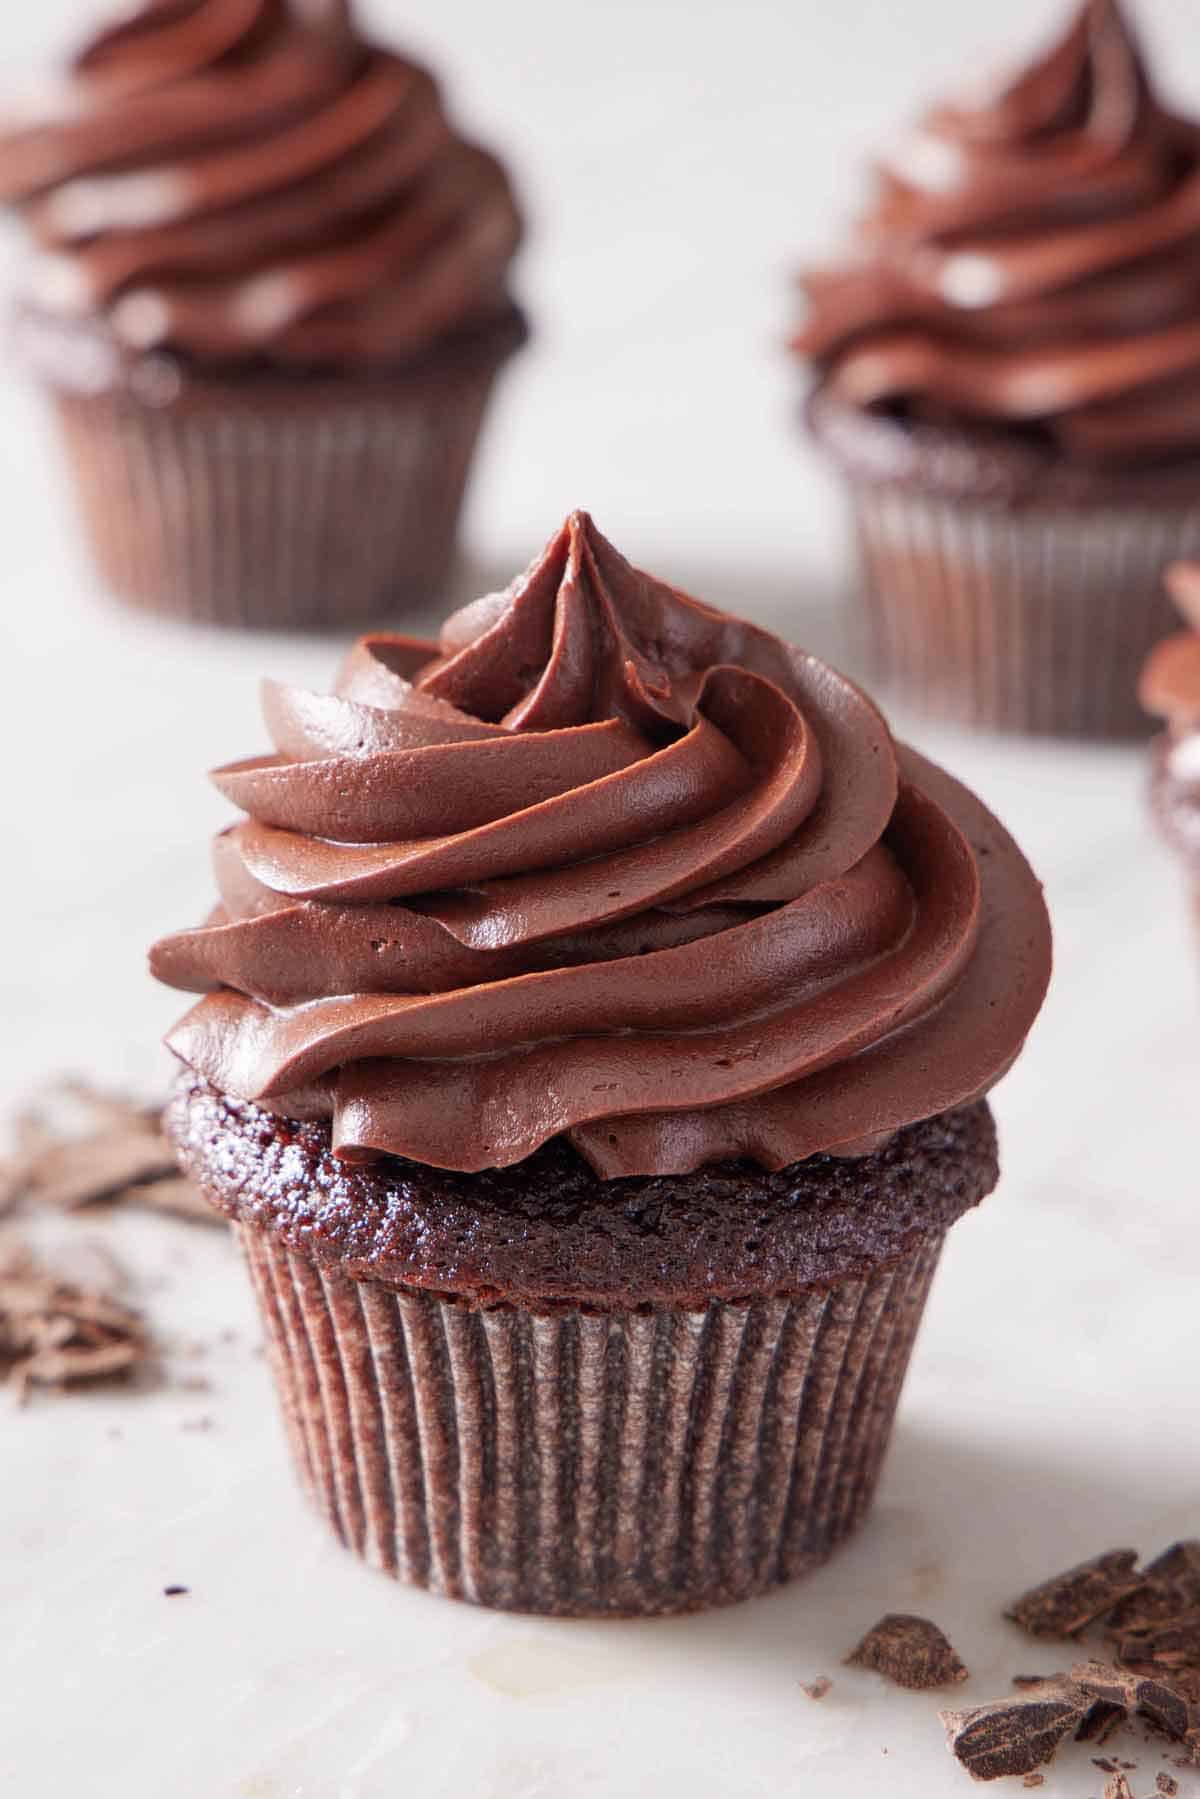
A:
[241,1225,942,1616]
[25,308,525,630]
[851,487,1197,737]
[809,390,1200,738]
[169,1077,999,1617]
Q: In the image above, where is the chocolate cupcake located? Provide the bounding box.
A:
[150,512,1051,1616]
[0,0,525,628]
[796,0,1200,738]
[1141,562,1200,933]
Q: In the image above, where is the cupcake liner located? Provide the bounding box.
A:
[47,323,520,630]
[239,1222,943,1617]
[846,482,1200,738]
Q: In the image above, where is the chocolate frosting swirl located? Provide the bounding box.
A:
[0,0,522,367]
[797,0,1200,464]
[150,512,1051,1178]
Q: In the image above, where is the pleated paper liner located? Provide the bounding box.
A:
[849,485,1200,738]
[43,312,525,631]
[239,1224,943,1618]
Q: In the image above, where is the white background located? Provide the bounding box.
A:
[1,2,1198,1795]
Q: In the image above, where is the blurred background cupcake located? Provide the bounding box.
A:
[1141,561,1200,938]
[0,0,526,629]
[795,0,1200,739]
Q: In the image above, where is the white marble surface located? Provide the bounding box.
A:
[2,2,1199,1795]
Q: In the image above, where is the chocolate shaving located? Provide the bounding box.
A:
[0,1239,150,1400]
[1157,1666,1200,1705]
[1073,1660,1142,1710]
[1107,1543,1200,1636]
[927,1536,1200,1782]
[1113,1613,1200,1672]
[1021,1779,1044,1790]
[0,1079,215,1225]
[1006,1549,1142,1639]
[0,1161,25,1218]
[1077,1697,1129,1746]
[1072,1659,1198,1745]
[1001,1668,1129,1746]
[846,1613,969,1690]
[941,1683,1085,1781]
[1134,1675,1196,1743]
[1157,1776,1180,1796]
[134,1174,214,1223]
[800,1675,832,1700]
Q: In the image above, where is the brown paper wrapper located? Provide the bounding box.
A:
[238,1223,942,1617]
[847,483,1200,738]
[47,323,520,630]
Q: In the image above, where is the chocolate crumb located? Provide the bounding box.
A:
[1022,1778,1044,1790]
[1006,1550,1142,1639]
[846,1613,968,1689]
[0,1238,149,1399]
[163,1585,189,1597]
[0,1080,215,1225]
[801,1675,832,1700]
[941,1685,1085,1781]
[1092,1758,1137,1774]
[1157,1774,1180,1795]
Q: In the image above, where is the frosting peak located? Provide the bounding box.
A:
[0,0,522,368]
[151,513,1051,1178]
[797,0,1200,464]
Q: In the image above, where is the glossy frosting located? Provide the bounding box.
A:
[0,0,522,367]
[151,512,1051,1178]
[797,0,1200,463]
